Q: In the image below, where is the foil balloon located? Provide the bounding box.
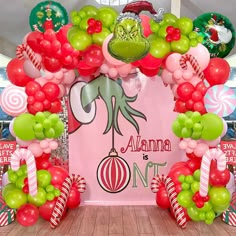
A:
[193,12,235,58]
[108,1,164,63]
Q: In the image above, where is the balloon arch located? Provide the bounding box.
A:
[0,0,235,229]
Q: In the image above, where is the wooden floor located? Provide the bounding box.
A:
[1,205,236,236]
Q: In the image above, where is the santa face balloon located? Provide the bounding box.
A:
[108,13,150,63]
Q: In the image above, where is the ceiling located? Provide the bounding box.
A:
[0,0,235,58]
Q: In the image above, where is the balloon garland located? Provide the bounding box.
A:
[0,0,235,228]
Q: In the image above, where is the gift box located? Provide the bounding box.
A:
[0,195,15,227]
[222,192,236,227]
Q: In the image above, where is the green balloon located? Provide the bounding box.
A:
[15,175,26,189]
[13,113,35,140]
[172,120,182,137]
[28,187,47,207]
[92,27,111,46]
[176,17,193,35]
[5,189,27,209]
[177,113,188,124]
[35,112,46,123]
[45,128,55,138]
[149,37,171,58]
[7,170,18,183]
[171,35,190,54]
[80,5,98,17]
[181,127,192,138]
[37,170,52,188]
[209,187,230,209]
[198,202,213,212]
[67,26,80,40]
[191,181,200,194]
[201,113,223,140]
[187,206,201,221]
[2,183,16,199]
[54,121,65,138]
[177,190,193,208]
[69,31,92,51]
[162,13,178,25]
[157,24,169,38]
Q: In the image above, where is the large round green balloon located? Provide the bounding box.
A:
[28,187,47,207]
[2,183,16,199]
[201,113,223,140]
[193,12,235,58]
[13,113,35,140]
[5,189,27,209]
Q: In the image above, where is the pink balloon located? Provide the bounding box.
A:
[23,59,41,78]
[35,77,47,86]
[186,44,210,71]
[108,68,118,78]
[221,118,228,137]
[49,140,58,150]
[63,70,76,85]
[28,143,43,157]
[117,63,132,77]
[161,69,174,84]
[189,75,201,86]
[205,137,221,147]
[102,34,125,66]
[179,140,188,149]
[58,84,66,98]
[140,14,152,37]
[16,137,32,147]
[188,139,197,149]
[40,140,49,149]
[9,119,16,137]
[165,53,181,72]
[193,143,209,157]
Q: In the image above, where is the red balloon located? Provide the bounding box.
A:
[174,99,187,113]
[170,161,186,171]
[25,81,41,96]
[56,24,72,44]
[156,186,170,209]
[7,58,33,87]
[38,199,56,221]
[177,82,195,101]
[195,81,208,95]
[42,82,60,102]
[48,166,69,186]
[49,99,62,113]
[35,157,52,170]
[168,165,192,185]
[204,58,230,86]
[67,186,81,209]
[16,203,39,226]
[26,31,44,53]
[140,14,152,37]
[77,61,98,76]
[209,164,230,187]
[83,44,104,67]
[43,56,62,72]
[44,29,57,42]
[186,158,201,173]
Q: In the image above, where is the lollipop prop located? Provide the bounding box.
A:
[11,148,37,196]
[199,148,227,197]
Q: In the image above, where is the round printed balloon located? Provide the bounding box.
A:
[29,1,68,32]
[193,12,235,58]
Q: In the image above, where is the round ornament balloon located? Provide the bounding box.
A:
[29,1,68,32]
[193,12,235,58]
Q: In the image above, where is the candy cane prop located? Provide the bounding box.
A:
[199,148,227,197]
[151,174,167,193]
[16,43,41,70]
[50,174,86,228]
[11,148,37,196]
[179,54,205,80]
[151,174,187,228]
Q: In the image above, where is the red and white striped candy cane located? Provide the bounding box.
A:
[50,174,86,228]
[165,176,187,229]
[200,148,227,197]
[70,174,86,193]
[151,174,167,193]
[16,43,41,70]
[11,148,37,196]
[179,54,205,80]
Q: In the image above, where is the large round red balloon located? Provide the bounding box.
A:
[42,82,60,102]
[156,186,170,209]
[48,166,69,186]
[16,203,39,226]
[66,186,81,209]
[38,199,56,221]
[204,58,230,86]
[7,58,33,87]
[177,82,195,102]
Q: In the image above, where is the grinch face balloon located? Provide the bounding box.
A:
[108,13,150,63]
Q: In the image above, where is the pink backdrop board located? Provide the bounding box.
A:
[69,74,185,205]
